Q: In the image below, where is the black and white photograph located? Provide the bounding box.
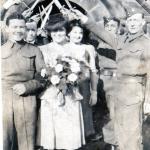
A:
[1,0,150,150]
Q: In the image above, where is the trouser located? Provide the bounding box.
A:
[114,79,144,150]
[100,74,116,145]
[100,74,115,119]
[3,89,37,150]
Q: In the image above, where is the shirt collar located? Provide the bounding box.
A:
[6,40,26,51]
[126,31,144,42]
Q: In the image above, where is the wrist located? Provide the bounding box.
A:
[80,15,88,24]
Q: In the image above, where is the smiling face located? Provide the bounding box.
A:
[69,26,83,44]
[7,19,26,42]
[26,21,37,43]
[126,13,145,34]
[50,27,67,44]
[104,20,119,35]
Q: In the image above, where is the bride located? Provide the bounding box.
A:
[37,14,85,150]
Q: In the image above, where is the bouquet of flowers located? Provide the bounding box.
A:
[42,56,90,106]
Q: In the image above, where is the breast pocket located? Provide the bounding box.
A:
[22,55,36,71]
[129,49,143,57]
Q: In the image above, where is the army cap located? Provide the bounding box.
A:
[126,8,144,18]
[125,2,146,18]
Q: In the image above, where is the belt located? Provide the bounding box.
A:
[100,69,116,77]
[117,74,145,83]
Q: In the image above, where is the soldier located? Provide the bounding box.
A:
[97,17,120,148]
[69,7,150,150]
[25,19,49,46]
[2,13,46,150]
[97,17,119,119]
[25,19,38,44]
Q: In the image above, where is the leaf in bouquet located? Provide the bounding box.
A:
[61,72,68,78]
[45,76,52,87]
[58,78,66,90]
[63,65,70,73]
[66,84,74,95]
[78,72,87,82]
[61,85,68,95]
[46,67,53,76]
[67,69,72,74]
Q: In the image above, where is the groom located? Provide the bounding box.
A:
[2,13,46,150]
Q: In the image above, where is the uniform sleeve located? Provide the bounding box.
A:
[35,47,46,72]
[23,79,46,95]
[143,41,150,104]
[85,17,118,49]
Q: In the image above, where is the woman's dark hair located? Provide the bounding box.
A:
[103,16,120,27]
[45,13,68,33]
[67,20,84,33]
[67,19,89,43]
[6,13,26,26]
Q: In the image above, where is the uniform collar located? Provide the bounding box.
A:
[125,31,144,43]
[7,40,25,47]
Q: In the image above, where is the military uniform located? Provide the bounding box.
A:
[2,40,45,150]
[97,40,117,145]
[114,32,150,150]
[97,40,117,118]
[85,17,150,150]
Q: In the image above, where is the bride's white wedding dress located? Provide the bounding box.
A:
[38,42,85,150]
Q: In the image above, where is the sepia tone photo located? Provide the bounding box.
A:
[1,0,150,150]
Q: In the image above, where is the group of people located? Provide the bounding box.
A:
[1,0,150,150]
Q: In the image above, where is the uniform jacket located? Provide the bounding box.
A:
[2,40,46,94]
[85,19,150,103]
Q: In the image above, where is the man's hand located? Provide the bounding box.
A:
[89,90,97,106]
[71,9,88,24]
[13,83,26,95]
[3,0,21,9]
[60,8,78,21]
[30,14,40,23]
[144,102,150,115]
[37,28,48,37]
[22,8,33,18]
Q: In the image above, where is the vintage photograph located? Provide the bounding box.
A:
[1,0,150,150]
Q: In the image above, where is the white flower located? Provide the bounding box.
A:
[50,75,60,85]
[55,64,63,73]
[41,68,47,77]
[61,57,71,62]
[68,73,78,82]
[70,62,81,73]
[70,59,78,63]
